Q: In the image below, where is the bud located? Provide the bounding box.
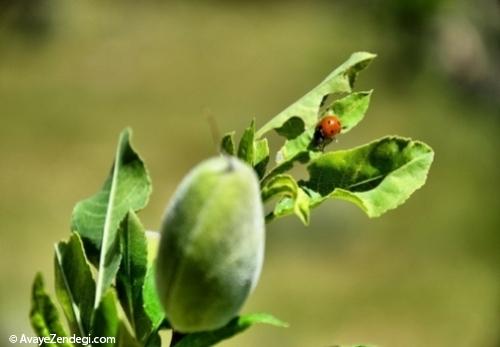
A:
[156,156,265,332]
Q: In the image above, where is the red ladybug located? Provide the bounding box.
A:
[312,115,342,149]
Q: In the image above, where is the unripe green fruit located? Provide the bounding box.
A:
[155,156,265,333]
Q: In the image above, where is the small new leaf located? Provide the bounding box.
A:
[173,313,287,347]
[302,136,434,217]
[30,273,73,347]
[262,174,310,225]
[237,120,255,164]
[234,119,270,178]
[273,188,310,225]
[254,138,270,179]
[220,132,236,156]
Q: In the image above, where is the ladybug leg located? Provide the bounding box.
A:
[321,137,333,150]
[316,141,326,152]
[311,128,324,148]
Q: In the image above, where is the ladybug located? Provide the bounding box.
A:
[312,115,342,150]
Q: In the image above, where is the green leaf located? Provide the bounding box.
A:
[302,136,434,217]
[145,231,160,267]
[30,273,73,347]
[71,128,152,308]
[272,188,310,225]
[91,290,119,347]
[117,323,142,347]
[141,258,163,347]
[273,91,372,167]
[117,211,157,343]
[237,120,255,164]
[144,332,162,347]
[142,264,165,333]
[262,150,312,188]
[274,116,305,139]
[173,313,287,347]
[262,174,310,224]
[253,138,270,179]
[274,130,315,165]
[54,233,95,337]
[220,132,236,156]
[328,90,372,134]
[234,120,270,178]
[71,128,151,255]
[256,52,376,138]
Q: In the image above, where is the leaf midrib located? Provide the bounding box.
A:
[94,135,124,309]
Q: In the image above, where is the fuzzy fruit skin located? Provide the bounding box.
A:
[155,156,265,333]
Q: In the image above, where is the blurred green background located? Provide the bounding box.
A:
[1,1,499,346]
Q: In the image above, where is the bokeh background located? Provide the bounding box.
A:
[1,0,499,346]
